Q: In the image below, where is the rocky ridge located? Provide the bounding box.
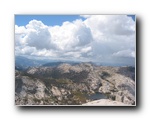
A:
[15,63,135,105]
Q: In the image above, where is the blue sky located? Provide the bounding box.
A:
[15,15,135,66]
[15,15,135,26]
[127,15,135,21]
[15,15,85,26]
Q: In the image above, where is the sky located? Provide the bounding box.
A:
[15,15,135,66]
[15,15,85,26]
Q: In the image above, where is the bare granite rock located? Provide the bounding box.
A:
[51,86,61,97]
[15,63,135,105]
[82,99,128,106]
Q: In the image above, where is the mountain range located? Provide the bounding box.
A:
[15,61,135,105]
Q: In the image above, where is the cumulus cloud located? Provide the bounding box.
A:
[49,19,93,50]
[112,49,135,58]
[15,15,135,66]
[82,15,135,63]
[84,15,135,36]
[25,20,55,50]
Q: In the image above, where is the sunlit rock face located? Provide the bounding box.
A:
[15,63,135,105]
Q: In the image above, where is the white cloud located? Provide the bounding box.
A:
[15,15,135,65]
[83,15,135,37]
[15,46,36,55]
[49,19,93,51]
[80,15,92,18]
[24,20,55,50]
[112,49,135,58]
[82,15,135,64]
[15,25,27,46]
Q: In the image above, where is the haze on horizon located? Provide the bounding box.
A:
[15,15,135,66]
